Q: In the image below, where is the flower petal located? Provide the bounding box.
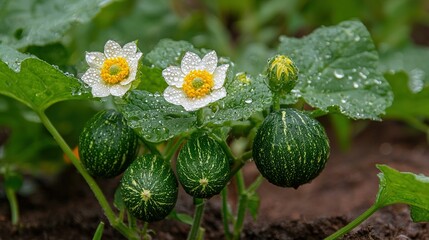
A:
[163,86,187,106]
[81,68,101,86]
[122,41,137,58]
[208,87,227,103]
[162,66,184,88]
[91,83,110,97]
[85,52,105,68]
[181,51,201,74]
[104,40,123,58]
[213,64,229,89]
[200,51,217,73]
[109,83,131,97]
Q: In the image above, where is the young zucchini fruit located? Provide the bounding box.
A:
[252,108,330,188]
[177,134,230,198]
[120,154,178,222]
[78,109,138,178]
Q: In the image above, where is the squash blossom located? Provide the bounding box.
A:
[266,55,298,94]
[81,40,142,97]
[162,51,229,111]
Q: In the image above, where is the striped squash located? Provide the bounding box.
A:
[120,154,178,222]
[78,109,138,178]
[177,134,230,198]
[252,108,330,188]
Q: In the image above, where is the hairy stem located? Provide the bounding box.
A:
[37,111,139,240]
[324,204,380,240]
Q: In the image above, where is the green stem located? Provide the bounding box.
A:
[37,111,139,240]
[221,188,232,240]
[272,93,281,111]
[231,170,247,240]
[196,108,205,127]
[164,137,185,161]
[229,150,252,179]
[324,204,380,240]
[5,187,19,225]
[92,222,105,240]
[141,222,149,240]
[187,199,206,240]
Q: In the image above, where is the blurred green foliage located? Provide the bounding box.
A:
[1,0,429,173]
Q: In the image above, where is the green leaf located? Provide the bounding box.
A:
[0,0,106,49]
[375,165,429,216]
[384,71,429,119]
[113,188,125,210]
[204,73,272,125]
[144,39,198,69]
[277,20,393,120]
[0,45,91,112]
[116,90,196,143]
[410,206,429,222]
[168,210,194,225]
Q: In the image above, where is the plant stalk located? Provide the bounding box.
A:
[5,187,19,225]
[221,188,232,240]
[272,93,281,111]
[324,204,380,240]
[232,170,247,240]
[37,111,139,239]
[187,198,206,240]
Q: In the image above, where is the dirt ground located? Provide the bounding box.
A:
[1,120,429,239]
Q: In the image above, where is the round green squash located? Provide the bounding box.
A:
[252,108,330,188]
[78,109,138,178]
[177,134,230,198]
[120,154,178,222]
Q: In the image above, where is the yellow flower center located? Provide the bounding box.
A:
[182,70,214,98]
[100,57,130,84]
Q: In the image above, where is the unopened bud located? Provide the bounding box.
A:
[266,55,298,94]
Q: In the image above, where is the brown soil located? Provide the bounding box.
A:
[1,120,429,239]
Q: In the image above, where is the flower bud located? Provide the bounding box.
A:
[266,55,298,94]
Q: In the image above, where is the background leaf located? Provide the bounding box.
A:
[0,44,91,112]
[0,0,106,49]
[277,20,393,120]
[384,71,429,119]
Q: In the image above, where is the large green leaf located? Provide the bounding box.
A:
[277,20,393,120]
[116,90,197,143]
[0,0,106,49]
[0,44,90,112]
[376,165,429,222]
[204,73,272,125]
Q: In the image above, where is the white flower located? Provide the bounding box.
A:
[81,40,143,97]
[162,51,229,111]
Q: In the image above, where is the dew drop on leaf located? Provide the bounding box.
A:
[334,69,344,79]
[244,99,252,104]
